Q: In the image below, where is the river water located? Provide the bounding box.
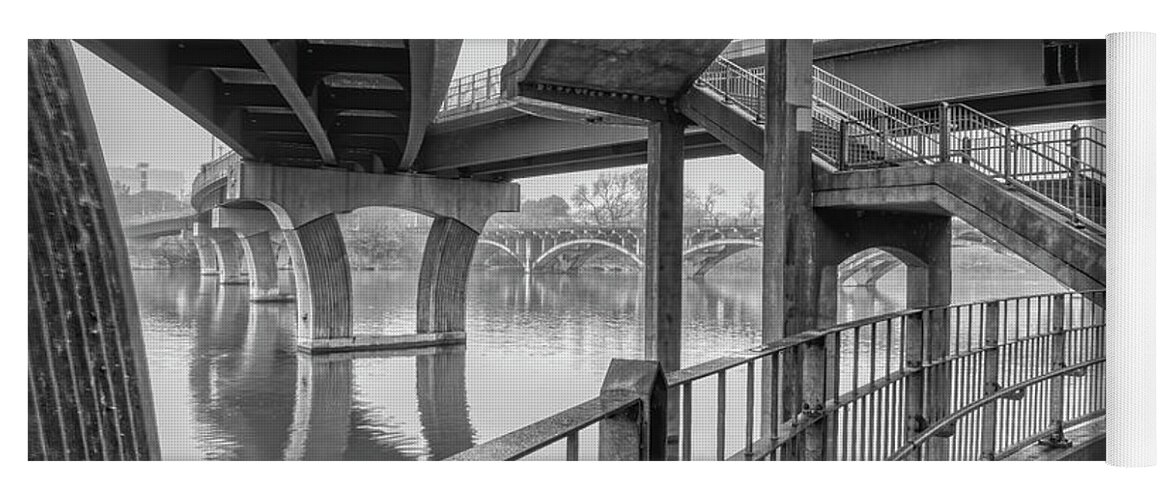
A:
[132,245,1064,460]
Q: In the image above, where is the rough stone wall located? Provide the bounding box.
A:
[28,40,159,460]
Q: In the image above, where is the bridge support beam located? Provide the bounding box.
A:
[417,217,479,338]
[240,233,289,302]
[193,233,220,275]
[644,113,686,459]
[195,223,249,285]
[286,214,353,349]
[212,208,292,302]
[761,39,832,460]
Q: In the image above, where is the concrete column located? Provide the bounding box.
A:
[193,234,220,275]
[283,353,352,461]
[417,217,479,335]
[761,39,819,459]
[286,214,352,345]
[209,230,249,285]
[240,232,291,302]
[212,207,292,302]
[28,39,158,460]
[644,116,686,371]
[645,115,685,460]
[905,216,952,461]
[598,359,668,461]
[416,348,474,460]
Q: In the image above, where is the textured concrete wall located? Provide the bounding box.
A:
[28,40,159,460]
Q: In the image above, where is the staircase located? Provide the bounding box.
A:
[681,56,1106,292]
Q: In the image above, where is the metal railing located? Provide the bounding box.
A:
[436,66,505,121]
[694,57,1107,232]
[190,150,240,204]
[447,290,1105,461]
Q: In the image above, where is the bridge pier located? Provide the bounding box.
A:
[195,223,249,285]
[417,217,478,338]
[215,162,519,353]
[193,233,220,275]
[212,207,293,302]
[285,214,354,349]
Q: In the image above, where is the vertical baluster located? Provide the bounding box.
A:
[1003,127,1015,183]
[903,312,925,461]
[1041,295,1071,448]
[852,327,860,460]
[980,302,1001,460]
[566,431,579,461]
[745,361,755,459]
[682,382,692,461]
[839,120,851,170]
[1070,125,1085,227]
[939,102,951,163]
[769,351,780,460]
[717,371,726,460]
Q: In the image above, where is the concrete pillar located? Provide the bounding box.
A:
[645,115,685,460]
[240,232,291,302]
[28,39,158,460]
[644,116,686,371]
[212,207,292,302]
[598,359,668,461]
[904,217,952,461]
[417,217,479,335]
[193,234,220,275]
[208,230,249,285]
[416,348,474,460]
[286,214,352,345]
[283,353,352,460]
[761,39,820,459]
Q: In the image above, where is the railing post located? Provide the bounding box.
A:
[1069,125,1085,228]
[598,359,668,461]
[838,120,850,170]
[1039,296,1073,449]
[979,302,1001,460]
[903,310,926,461]
[802,338,828,460]
[879,117,890,161]
[961,137,972,165]
[938,102,951,163]
[1002,126,1016,184]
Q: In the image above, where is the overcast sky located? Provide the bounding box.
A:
[74,39,760,215]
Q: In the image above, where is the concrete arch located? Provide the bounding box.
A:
[838,248,912,288]
[682,239,762,278]
[474,239,524,269]
[532,238,644,273]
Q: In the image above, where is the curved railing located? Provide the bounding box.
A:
[695,56,1107,232]
[189,150,240,209]
[447,290,1105,461]
[435,66,505,121]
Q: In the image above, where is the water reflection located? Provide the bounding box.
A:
[133,249,1064,460]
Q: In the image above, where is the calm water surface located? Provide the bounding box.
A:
[132,246,1063,460]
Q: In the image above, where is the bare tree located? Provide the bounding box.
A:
[741,190,760,223]
[571,168,646,225]
[698,182,726,225]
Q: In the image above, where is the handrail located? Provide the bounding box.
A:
[694,56,1107,231]
[436,66,505,121]
[446,396,641,461]
[190,150,240,206]
[887,356,1106,461]
[447,289,1105,461]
